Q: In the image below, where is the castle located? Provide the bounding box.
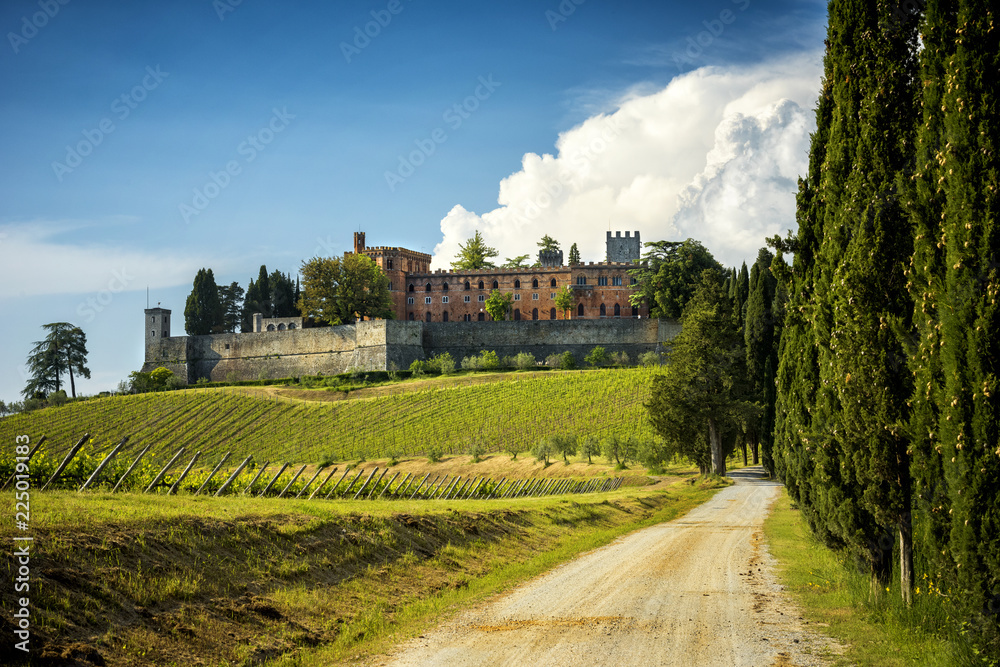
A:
[143,231,679,383]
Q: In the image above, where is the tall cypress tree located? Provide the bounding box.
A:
[745,248,779,468]
[905,0,1000,622]
[184,268,223,336]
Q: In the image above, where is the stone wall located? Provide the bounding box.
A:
[142,318,678,383]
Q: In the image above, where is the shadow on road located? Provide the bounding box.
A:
[727,466,782,487]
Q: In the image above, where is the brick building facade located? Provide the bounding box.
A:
[352,231,648,323]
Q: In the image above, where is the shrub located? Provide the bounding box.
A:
[48,390,68,407]
[638,351,663,367]
[559,351,577,370]
[461,355,480,371]
[544,353,563,368]
[427,446,442,463]
[409,359,428,376]
[434,352,456,375]
[513,352,536,370]
[478,349,501,370]
[584,346,609,367]
[611,351,631,366]
[469,442,485,463]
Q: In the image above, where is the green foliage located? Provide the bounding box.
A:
[451,230,498,270]
[484,290,513,321]
[505,441,521,460]
[428,352,456,375]
[554,285,575,319]
[23,322,91,399]
[217,282,245,333]
[512,352,536,370]
[468,442,484,463]
[601,434,635,469]
[184,268,223,335]
[584,346,608,367]
[558,351,576,370]
[299,254,393,325]
[637,351,663,367]
[501,254,530,268]
[627,239,724,318]
[550,434,577,464]
[568,243,581,266]
[537,234,560,254]
[580,436,600,464]
[426,446,442,463]
[646,270,756,475]
[531,438,554,466]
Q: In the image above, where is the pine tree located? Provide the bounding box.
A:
[568,243,581,265]
[451,231,498,270]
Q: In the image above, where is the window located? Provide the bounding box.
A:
[443,311,449,322]
[630,276,638,285]
[598,276,608,286]
[464,314,472,322]
[532,278,539,288]
[614,303,621,317]
[576,276,587,285]
[387,259,393,270]
[514,279,521,289]
[163,330,168,338]
[408,284,415,292]
[288,323,296,329]
[225,343,230,350]
[267,324,276,331]
[464,295,471,303]
[464,281,471,290]
[514,294,521,301]
[632,306,639,318]
[408,312,415,320]
[532,293,539,300]
[388,282,393,291]
[600,304,607,317]
[425,283,432,292]
[514,309,521,321]
[407,297,415,305]
[550,308,557,320]
[612,276,623,286]
[278,323,286,331]
[442,296,449,304]
[478,312,485,321]
[478,295,486,302]
[425,297,432,304]
[151,316,156,323]
[442,282,449,291]
[478,280,484,289]
[151,330,156,337]
[577,304,584,317]
[426,312,432,322]
[532,308,538,320]
[550,278,557,287]
[492,280,499,289]
[550,293,556,299]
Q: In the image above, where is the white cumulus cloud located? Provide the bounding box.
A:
[432,53,822,269]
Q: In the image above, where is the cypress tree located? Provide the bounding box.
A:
[745,249,779,467]
[184,268,223,336]
[905,0,1000,625]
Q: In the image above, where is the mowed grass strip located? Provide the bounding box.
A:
[0,478,727,667]
[764,490,965,666]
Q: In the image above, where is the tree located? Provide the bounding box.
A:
[627,239,725,318]
[299,254,394,325]
[23,323,91,399]
[185,268,223,335]
[743,249,779,468]
[218,282,245,333]
[537,235,560,254]
[451,230,498,270]
[584,346,608,367]
[532,438,554,466]
[270,270,298,318]
[484,290,513,321]
[580,435,601,464]
[646,270,755,476]
[568,243,581,266]
[554,286,575,319]
[552,434,578,464]
[501,254,530,268]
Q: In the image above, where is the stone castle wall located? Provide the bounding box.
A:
[143,318,679,383]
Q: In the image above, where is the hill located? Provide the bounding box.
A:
[0,368,661,469]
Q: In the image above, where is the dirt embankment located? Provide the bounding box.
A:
[383,468,843,667]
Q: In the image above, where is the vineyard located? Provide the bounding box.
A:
[0,368,661,474]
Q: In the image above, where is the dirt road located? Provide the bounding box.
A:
[383,467,839,666]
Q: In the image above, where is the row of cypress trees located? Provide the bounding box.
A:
[771,0,998,645]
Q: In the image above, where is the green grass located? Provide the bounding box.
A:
[0,368,663,471]
[763,490,993,666]
[0,477,729,666]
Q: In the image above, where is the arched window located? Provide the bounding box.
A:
[443,311,449,322]
[267,324,276,331]
[278,323,286,331]
[387,259,393,270]
[514,279,521,289]
[532,308,538,321]
[577,304,584,317]
[550,308,557,320]
[550,278,557,287]
[288,323,297,329]
[632,306,639,318]
[478,312,485,321]
[464,281,471,290]
[478,280,485,290]
[599,304,606,317]
[532,278,539,288]
[426,312,432,322]
[492,280,499,289]
[425,283,432,292]
[408,284,415,292]
[614,303,621,317]
[442,282,449,291]
[408,312,415,321]
[513,309,521,321]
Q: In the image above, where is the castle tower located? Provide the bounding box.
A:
[145,307,171,347]
[353,231,366,254]
[606,230,641,263]
[538,249,564,267]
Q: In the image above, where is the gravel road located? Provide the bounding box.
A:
[383,467,841,666]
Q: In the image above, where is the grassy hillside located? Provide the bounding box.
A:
[0,368,661,470]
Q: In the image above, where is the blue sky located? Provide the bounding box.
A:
[0,0,827,403]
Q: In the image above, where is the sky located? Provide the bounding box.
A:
[0,0,828,404]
